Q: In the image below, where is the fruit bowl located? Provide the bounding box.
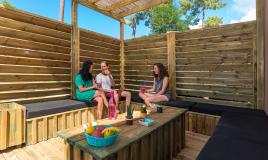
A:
[84,125,120,147]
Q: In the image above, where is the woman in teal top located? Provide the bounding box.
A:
[75,60,108,119]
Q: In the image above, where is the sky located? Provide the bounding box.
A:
[1,0,256,39]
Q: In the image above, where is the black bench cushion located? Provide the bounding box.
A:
[131,92,144,103]
[161,100,196,110]
[197,112,268,160]
[192,102,267,116]
[25,99,97,119]
[216,112,268,145]
[197,133,268,160]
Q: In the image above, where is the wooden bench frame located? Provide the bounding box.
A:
[26,101,142,145]
[0,101,219,149]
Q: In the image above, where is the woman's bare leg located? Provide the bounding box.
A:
[121,91,131,109]
[94,90,108,108]
[145,95,168,107]
[114,91,119,110]
[94,96,103,119]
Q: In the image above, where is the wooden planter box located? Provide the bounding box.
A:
[0,103,26,150]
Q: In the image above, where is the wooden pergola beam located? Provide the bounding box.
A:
[264,0,268,115]
[167,32,176,100]
[120,22,125,90]
[71,0,80,99]
[78,0,120,21]
[104,0,137,11]
[116,0,168,18]
[256,0,265,109]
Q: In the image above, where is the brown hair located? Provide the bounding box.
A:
[153,63,169,79]
[101,61,109,66]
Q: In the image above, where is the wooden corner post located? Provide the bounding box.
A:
[120,21,125,90]
[167,32,176,100]
[256,0,265,109]
[71,0,80,99]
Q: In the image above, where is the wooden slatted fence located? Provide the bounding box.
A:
[124,34,168,93]
[79,29,121,89]
[0,7,71,104]
[175,21,256,108]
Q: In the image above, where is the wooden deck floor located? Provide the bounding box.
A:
[0,131,209,160]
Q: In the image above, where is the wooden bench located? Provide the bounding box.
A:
[25,99,129,145]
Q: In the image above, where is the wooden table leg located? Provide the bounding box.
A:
[74,146,81,160]
[64,140,71,160]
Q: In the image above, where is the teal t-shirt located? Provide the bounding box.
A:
[75,74,96,101]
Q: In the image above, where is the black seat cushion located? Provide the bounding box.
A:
[192,103,267,116]
[216,112,268,145]
[160,100,196,110]
[25,99,97,119]
[197,133,268,160]
[197,112,268,160]
[130,92,144,103]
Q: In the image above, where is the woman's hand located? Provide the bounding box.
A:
[91,84,97,89]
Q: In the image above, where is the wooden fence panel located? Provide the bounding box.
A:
[175,21,256,108]
[0,7,71,104]
[124,35,168,93]
[79,29,121,89]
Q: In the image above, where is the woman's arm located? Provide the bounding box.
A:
[78,85,95,92]
[146,78,156,92]
[156,77,168,95]
[108,73,115,87]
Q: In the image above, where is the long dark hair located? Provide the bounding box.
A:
[79,60,93,81]
[153,63,169,80]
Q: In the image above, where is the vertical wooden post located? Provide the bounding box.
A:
[256,0,265,109]
[71,0,80,99]
[264,0,268,115]
[120,21,125,90]
[167,32,176,100]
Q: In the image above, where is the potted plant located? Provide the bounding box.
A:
[140,104,147,118]
[125,105,134,125]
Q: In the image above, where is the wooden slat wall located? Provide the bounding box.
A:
[175,21,256,108]
[124,35,168,93]
[0,7,71,104]
[79,29,121,89]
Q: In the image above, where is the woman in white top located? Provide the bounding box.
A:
[96,61,131,111]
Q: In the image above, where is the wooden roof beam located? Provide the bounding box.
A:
[78,0,120,21]
[115,0,168,18]
[104,0,137,11]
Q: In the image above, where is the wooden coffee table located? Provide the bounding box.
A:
[58,106,186,160]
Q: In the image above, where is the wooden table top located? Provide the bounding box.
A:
[58,107,186,160]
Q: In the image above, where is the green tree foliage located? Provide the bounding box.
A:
[179,0,226,27]
[127,3,188,37]
[149,4,188,34]
[0,0,15,9]
[204,16,223,27]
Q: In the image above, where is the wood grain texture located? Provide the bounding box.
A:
[0,103,26,150]
[58,106,186,160]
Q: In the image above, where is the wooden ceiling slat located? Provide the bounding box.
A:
[105,0,138,11]
[77,0,168,21]
[79,0,119,20]
[115,0,168,18]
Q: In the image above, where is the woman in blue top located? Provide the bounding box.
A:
[75,60,108,119]
[139,63,171,108]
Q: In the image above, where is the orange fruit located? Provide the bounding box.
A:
[86,125,95,135]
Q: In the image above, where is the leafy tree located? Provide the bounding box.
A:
[0,0,15,9]
[149,4,188,34]
[179,0,227,27]
[204,16,223,27]
[127,3,188,37]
